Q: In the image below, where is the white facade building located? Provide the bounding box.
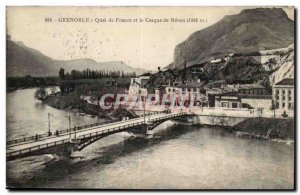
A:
[128,76,150,98]
[273,78,294,111]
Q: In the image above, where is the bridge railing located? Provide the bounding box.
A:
[7,112,170,146]
[6,112,186,159]
[7,138,70,158]
[7,112,182,146]
[7,120,146,158]
[139,111,164,118]
[78,121,146,139]
[150,112,186,122]
[6,119,120,146]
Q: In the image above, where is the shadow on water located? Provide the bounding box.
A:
[9,124,197,188]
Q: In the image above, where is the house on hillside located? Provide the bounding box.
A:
[105,78,117,87]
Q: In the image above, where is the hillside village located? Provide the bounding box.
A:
[125,44,294,117]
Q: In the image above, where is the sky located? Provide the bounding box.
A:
[6,6,294,71]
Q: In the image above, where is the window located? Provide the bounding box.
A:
[276,95,279,100]
[221,102,228,107]
[276,102,279,109]
[288,103,292,109]
[282,103,285,108]
[276,89,279,95]
[232,102,238,108]
[283,96,285,101]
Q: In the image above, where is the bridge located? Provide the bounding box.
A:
[6,112,188,161]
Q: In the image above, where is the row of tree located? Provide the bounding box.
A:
[59,68,137,80]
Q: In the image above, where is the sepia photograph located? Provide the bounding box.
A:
[5,6,295,190]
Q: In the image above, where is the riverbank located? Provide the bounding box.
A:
[42,92,135,120]
[7,76,59,92]
[231,117,294,141]
[42,93,110,119]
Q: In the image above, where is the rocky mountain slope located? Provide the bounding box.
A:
[173,8,294,70]
[268,45,294,85]
[153,44,294,91]
[200,45,294,87]
[7,40,146,77]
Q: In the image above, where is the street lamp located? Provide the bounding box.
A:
[139,89,146,122]
[48,113,53,136]
[65,114,71,139]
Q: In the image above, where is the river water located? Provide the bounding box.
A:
[6,88,294,189]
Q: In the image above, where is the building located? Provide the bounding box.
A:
[165,86,182,96]
[177,82,207,107]
[131,76,150,87]
[128,76,150,102]
[273,78,294,110]
[105,78,117,87]
[240,94,273,109]
[205,86,236,107]
[210,58,223,64]
[215,95,242,108]
[225,83,268,95]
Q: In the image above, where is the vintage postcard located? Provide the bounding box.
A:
[6,6,295,189]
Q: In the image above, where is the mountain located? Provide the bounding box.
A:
[7,40,56,77]
[173,8,294,70]
[52,59,145,74]
[6,40,146,77]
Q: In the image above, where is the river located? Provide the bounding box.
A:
[6,88,294,189]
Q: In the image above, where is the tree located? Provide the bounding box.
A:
[59,68,65,80]
[34,87,47,100]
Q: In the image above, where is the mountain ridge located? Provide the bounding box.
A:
[7,40,146,77]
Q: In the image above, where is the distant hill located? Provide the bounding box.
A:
[6,40,146,77]
[173,8,294,70]
[52,59,145,75]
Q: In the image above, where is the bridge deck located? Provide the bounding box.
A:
[7,112,186,159]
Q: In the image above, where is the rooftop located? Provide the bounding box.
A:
[274,78,294,86]
[177,81,205,89]
[226,83,265,90]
